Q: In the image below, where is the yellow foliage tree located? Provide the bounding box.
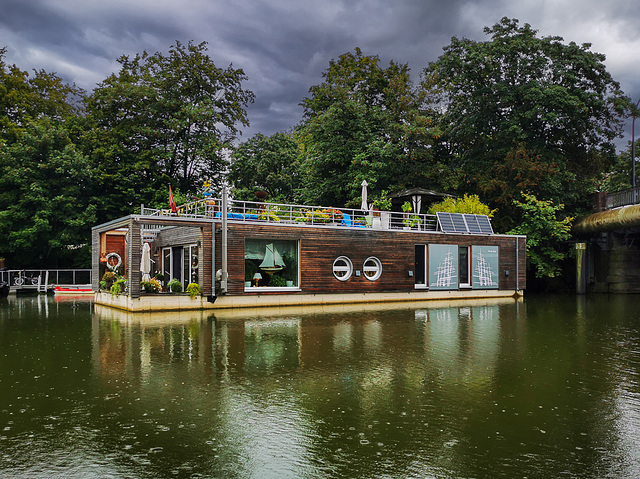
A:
[427,194,496,217]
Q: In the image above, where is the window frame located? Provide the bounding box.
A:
[332,256,353,281]
[362,256,382,281]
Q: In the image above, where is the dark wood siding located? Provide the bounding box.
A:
[201,224,213,296]
[217,223,526,295]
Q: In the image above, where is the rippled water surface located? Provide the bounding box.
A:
[2,294,640,478]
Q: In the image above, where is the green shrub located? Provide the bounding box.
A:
[168,278,183,293]
[428,194,495,217]
[507,193,573,278]
[372,190,392,211]
[185,282,201,298]
[110,278,126,296]
[402,201,421,228]
[245,259,258,281]
[269,275,287,287]
[102,271,117,282]
[141,278,162,293]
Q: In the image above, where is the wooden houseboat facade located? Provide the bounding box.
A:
[92,196,526,312]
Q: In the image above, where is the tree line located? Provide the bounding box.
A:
[0,18,635,281]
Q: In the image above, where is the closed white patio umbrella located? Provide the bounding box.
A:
[140,242,152,282]
[361,180,369,211]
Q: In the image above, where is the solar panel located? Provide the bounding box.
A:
[437,212,467,233]
[437,212,494,234]
[464,214,483,234]
[437,212,455,233]
[450,213,467,232]
[473,214,494,235]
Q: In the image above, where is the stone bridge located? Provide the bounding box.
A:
[573,188,640,293]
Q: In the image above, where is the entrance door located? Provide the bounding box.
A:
[415,245,427,288]
[459,246,470,288]
[162,247,172,281]
[172,247,183,285]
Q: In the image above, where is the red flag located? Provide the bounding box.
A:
[169,185,177,213]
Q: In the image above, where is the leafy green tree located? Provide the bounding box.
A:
[84,41,254,221]
[299,48,440,207]
[508,193,572,279]
[0,119,95,267]
[0,48,92,267]
[229,132,301,203]
[423,18,630,228]
[600,147,633,194]
[1,47,84,144]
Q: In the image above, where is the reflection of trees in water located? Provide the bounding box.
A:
[89,300,558,477]
[9,295,640,477]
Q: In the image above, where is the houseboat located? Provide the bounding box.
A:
[92,191,526,312]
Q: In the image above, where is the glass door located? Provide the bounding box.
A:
[414,244,427,288]
[162,247,172,284]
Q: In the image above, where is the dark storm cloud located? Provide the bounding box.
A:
[1,0,639,143]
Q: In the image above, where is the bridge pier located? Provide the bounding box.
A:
[576,243,587,294]
[573,228,640,294]
[572,190,640,294]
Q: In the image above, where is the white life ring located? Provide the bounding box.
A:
[106,252,122,271]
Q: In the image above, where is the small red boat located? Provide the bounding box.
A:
[54,286,93,295]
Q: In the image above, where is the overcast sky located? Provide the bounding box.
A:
[2,0,639,145]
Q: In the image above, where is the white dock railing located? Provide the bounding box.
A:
[0,269,92,292]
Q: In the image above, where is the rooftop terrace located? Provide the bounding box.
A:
[138,197,499,239]
[141,197,438,231]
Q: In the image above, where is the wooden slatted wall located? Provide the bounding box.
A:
[215,224,526,295]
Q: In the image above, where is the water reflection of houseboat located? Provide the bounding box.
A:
[91,194,526,312]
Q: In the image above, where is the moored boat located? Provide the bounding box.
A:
[54,286,93,295]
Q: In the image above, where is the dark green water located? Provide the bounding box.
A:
[1,294,640,478]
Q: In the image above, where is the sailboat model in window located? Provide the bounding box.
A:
[259,243,285,273]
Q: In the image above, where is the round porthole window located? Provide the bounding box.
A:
[333,256,353,281]
[363,256,382,281]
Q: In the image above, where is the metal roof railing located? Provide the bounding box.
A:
[141,198,441,232]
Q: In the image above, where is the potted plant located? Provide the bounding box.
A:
[167,278,183,293]
[258,207,280,223]
[245,260,257,287]
[102,271,117,290]
[141,278,162,293]
[371,191,392,214]
[269,275,287,287]
[185,282,201,298]
[324,207,343,224]
[282,252,298,287]
[371,191,392,229]
[294,210,309,224]
[110,277,126,296]
[402,201,421,229]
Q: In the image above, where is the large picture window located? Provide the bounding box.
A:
[428,244,459,290]
[472,246,499,289]
[245,239,299,289]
